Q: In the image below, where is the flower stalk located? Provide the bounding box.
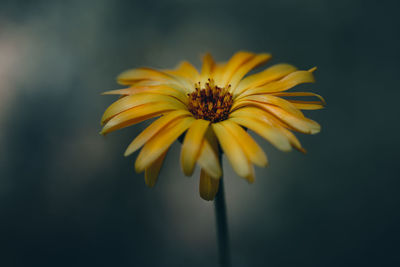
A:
[214,154,231,267]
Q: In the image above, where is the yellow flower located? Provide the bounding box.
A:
[101,51,325,200]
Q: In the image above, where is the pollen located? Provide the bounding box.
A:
[187,79,233,122]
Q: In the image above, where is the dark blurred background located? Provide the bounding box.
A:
[1,0,399,266]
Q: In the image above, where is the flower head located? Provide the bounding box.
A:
[101,51,325,200]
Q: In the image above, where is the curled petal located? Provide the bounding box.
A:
[197,139,222,179]
[125,110,192,156]
[221,120,268,167]
[102,85,188,104]
[228,116,292,151]
[232,94,304,118]
[219,51,255,87]
[230,107,306,152]
[261,105,321,134]
[271,91,326,105]
[135,117,195,172]
[227,53,271,90]
[117,67,173,85]
[234,63,298,96]
[144,150,168,188]
[101,93,186,125]
[165,61,200,85]
[180,119,210,176]
[212,122,251,179]
[118,67,191,92]
[289,101,325,110]
[101,102,183,135]
[199,169,220,201]
[237,70,315,99]
[275,126,306,153]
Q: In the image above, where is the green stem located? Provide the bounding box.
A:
[214,176,231,267]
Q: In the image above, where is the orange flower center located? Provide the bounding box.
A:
[187,79,233,122]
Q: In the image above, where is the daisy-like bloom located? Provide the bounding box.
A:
[101,51,325,200]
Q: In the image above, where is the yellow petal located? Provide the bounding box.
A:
[199,169,220,201]
[234,63,298,96]
[124,110,192,156]
[117,67,173,85]
[106,80,189,94]
[144,150,168,188]
[101,93,186,125]
[211,62,226,86]
[219,51,255,87]
[212,123,251,178]
[271,92,326,105]
[289,101,325,110]
[221,120,267,167]
[228,53,271,90]
[275,126,305,153]
[197,139,222,179]
[203,125,219,153]
[230,107,306,152]
[200,53,216,84]
[237,70,315,99]
[232,95,304,118]
[165,61,200,84]
[102,85,188,104]
[101,102,182,135]
[245,160,255,184]
[180,119,210,176]
[230,106,270,121]
[164,72,195,93]
[260,105,321,134]
[101,87,131,95]
[228,116,292,151]
[135,117,195,172]
[117,67,190,93]
[111,80,160,89]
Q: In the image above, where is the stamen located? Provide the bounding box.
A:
[187,79,233,122]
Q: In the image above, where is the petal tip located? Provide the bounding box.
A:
[310,124,321,134]
[182,167,194,177]
[144,179,156,188]
[135,160,144,173]
[308,66,317,73]
[99,129,107,136]
[298,147,307,154]
[200,195,215,201]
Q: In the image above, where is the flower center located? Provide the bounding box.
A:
[187,79,233,122]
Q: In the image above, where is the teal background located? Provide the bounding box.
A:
[0,0,399,266]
